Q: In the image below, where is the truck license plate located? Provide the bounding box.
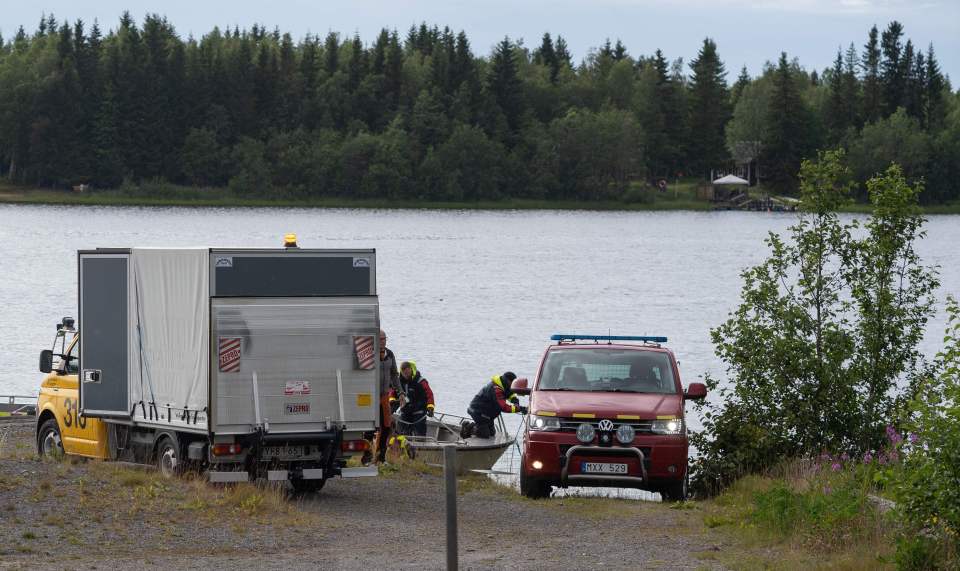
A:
[581,462,628,474]
[264,446,304,459]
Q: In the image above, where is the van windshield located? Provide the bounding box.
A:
[539,348,677,394]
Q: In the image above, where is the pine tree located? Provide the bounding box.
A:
[612,40,627,62]
[861,25,882,123]
[880,21,905,115]
[731,65,750,107]
[323,32,339,76]
[686,38,730,175]
[763,53,815,191]
[488,37,524,137]
[924,43,946,130]
[825,44,861,142]
[555,36,572,69]
[534,32,559,84]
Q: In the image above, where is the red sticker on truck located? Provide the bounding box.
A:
[218,337,242,373]
[354,336,375,370]
[284,380,311,396]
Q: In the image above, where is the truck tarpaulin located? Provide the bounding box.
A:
[127,248,209,427]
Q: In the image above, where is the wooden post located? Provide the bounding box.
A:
[444,444,458,571]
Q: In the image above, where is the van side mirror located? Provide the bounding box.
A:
[39,350,53,373]
[511,377,531,395]
[684,383,707,401]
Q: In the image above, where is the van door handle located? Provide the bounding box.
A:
[82,369,101,384]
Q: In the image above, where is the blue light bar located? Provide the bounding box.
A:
[550,334,668,343]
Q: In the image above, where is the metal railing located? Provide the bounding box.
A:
[1,394,36,405]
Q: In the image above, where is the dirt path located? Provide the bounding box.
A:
[0,421,726,570]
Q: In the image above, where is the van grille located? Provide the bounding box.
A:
[559,419,655,433]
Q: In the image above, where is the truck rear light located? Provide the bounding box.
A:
[212,443,243,456]
[341,440,369,452]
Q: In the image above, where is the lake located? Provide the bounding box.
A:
[2,205,958,438]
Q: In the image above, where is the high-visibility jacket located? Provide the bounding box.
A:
[468,375,519,419]
[389,368,435,416]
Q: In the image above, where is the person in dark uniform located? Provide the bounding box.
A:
[389,361,435,437]
[364,329,399,465]
[467,372,527,438]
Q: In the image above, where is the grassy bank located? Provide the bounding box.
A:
[0,180,707,212]
[4,180,958,214]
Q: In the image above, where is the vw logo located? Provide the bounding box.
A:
[598,419,614,431]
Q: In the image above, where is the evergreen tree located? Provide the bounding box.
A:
[763,52,815,191]
[686,38,730,175]
[861,25,882,124]
[880,21,905,115]
[488,37,524,138]
[731,65,750,107]
[924,44,946,130]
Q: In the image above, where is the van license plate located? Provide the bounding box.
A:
[582,462,628,474]
[264,446,304,459]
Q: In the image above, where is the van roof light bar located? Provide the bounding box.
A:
[550,334,668,344]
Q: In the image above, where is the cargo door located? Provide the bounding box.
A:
[79,253,130,417]
[211,297,379,435]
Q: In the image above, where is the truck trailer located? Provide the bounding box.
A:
[41,244,381,491]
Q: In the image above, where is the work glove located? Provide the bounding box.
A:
[427,409,435,417]
[518,405,529,415]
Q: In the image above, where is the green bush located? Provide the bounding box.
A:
[896,296,960,569]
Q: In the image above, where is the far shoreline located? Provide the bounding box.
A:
[2,186,959,215]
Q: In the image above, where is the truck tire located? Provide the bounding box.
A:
[290,478,326,495]
[37,419,64,458]
[519,463,551,499]
[661,472,689,502]
[155,437,182,478]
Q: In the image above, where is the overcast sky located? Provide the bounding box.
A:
[4,0,958,83]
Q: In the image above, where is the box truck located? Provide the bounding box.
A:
[39,243,380,491]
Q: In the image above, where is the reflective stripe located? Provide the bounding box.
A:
[510,404,517,413]
[656,415,679,420]
[426,404,435,410]
[536,411,557,417]
[617,414,641,420]
[572,413,595,419]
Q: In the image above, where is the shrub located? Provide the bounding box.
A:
[896,296,960,568]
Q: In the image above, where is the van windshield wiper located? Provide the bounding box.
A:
[541,387,578,391]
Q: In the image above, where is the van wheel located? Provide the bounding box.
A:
[156,437,182,478]
[37,419,64,458]
[661,472,689,502]
[520,463,551,499]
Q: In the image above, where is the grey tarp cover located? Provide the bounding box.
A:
[127,248,209,427]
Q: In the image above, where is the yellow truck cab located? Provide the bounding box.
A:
[36,317,108,459]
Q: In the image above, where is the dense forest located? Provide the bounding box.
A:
[0,14,957,203]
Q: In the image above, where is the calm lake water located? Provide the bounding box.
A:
[2,205,958,441]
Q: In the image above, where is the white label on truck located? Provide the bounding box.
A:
[284,403,310,415]
[214,256,233,268]
[284,380,311,396]
[353,257,371,268]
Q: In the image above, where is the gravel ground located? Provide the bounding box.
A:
[0,421,727,570]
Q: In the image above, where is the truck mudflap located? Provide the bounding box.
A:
[560,445,647,487]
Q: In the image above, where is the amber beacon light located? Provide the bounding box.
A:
[283,233,298,248]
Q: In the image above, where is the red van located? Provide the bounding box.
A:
[512,334,706,501]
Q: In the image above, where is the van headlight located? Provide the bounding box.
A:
[529,415,561,431]
[576,423,595,444]
[616,424,636,444]
[650,419,683,435]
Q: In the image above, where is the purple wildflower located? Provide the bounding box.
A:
[863,451,874,463]
[823,485,832,495]
[886,425,896,438]
[820,452,832,462]
[909,433,919,444]
[840,452,850,462]
[889,451,899,463]
[878,455,887,465]
[890,432,903,445]
[831,462,842,472]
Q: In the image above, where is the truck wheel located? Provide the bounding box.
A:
[520,464,551,499]
[290,478,326,495]
[661,472,689,502]
[37,419,64,458]
[156,437,182,478]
